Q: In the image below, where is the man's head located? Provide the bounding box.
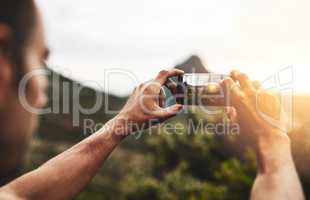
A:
[0,0,49,172]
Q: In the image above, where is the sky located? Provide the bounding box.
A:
[37,0,310,96]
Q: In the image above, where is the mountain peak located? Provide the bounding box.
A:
[174,55,209,73]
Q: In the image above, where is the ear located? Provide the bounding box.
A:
[0,24,13,109]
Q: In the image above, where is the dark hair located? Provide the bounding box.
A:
[0,0,36,83]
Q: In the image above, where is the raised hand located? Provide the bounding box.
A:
[221,70,304,200]
[221,70,287,145]
[115,69,184,135]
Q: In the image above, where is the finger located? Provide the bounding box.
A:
[156,69,184,85]
[158,88,166,107]
[153,104,183,118]
[220,77,244,106]
[224,107,238,123]
[230,70,252,90]
[164,79,178,95]
[252,80,261,89]
[221,77,242,96]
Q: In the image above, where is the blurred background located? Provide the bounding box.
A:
[37,0,310,96]
[26,0,310,199]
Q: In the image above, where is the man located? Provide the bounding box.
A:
[0,0,305,199]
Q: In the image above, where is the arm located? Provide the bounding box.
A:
[0,118,126,200]
[221,70,305,200]
[251,133,304,200]
[0,69,184,200]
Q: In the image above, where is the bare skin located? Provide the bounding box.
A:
[0,69,184,200]
[0,5,49,176]
[221,70,305,200]
[0,1,305,199]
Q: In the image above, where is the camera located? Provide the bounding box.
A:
[174,73,229,106]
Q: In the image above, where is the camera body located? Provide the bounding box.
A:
[175,73,229,106]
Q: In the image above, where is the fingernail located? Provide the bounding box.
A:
[169,104,181,112]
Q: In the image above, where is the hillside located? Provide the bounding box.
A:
[31,55,310,199]
[37,69,127,142]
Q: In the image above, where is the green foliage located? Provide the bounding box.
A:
[27,70,309,199]
[30,109,258,200]
[30,108,310,200]
[114,113,256,200]
[71,111,257,200]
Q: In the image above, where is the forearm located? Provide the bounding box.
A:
[251,133,305,200]
[0,117,126,200]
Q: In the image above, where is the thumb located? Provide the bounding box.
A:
[153,104,183,119]
[225,107,238,123]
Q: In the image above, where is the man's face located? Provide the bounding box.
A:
[23,9,49,112]
[0,4,49,170]
[0,7,49,141]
